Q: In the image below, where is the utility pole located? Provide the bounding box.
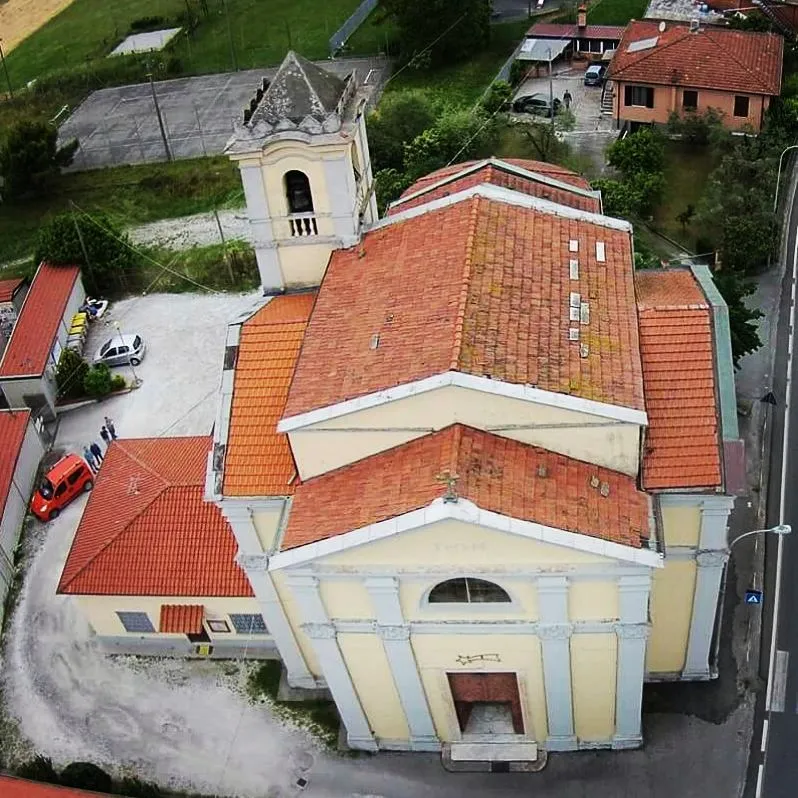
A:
[0,40,13,99]
[548,47,554,129]
[221,0,238,71]
[147,73,172,162]
[213,208,235,285]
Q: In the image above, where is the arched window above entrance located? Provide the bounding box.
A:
[428,577,511,604]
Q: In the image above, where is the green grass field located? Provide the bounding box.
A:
[386,19,530,106]
[4,0,363,88]
[0,156,241,264]
[587,0,648,25]
[653,142,717,249]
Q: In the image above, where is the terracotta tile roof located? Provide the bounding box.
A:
[159,603,204,633]
[0,409,31,514]
[282,424,650,550]
[0,263,80,378]
[391,159,600,215]
[527,22,625,39]
[58,436,252,597]
[0,276,25,303]
[0,776,114,798]
[607,21,783,95]
[283,196,644,419]
[636,269,722,490]
[223,293,315,496]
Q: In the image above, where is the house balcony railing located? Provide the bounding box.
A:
[288,212,318,237]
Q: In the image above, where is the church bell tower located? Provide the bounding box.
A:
[226,51,378,293]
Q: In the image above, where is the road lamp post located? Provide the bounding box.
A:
[773,145,798,214]
[730,523,792,551]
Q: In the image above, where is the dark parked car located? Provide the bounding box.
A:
[584,64,606,86]
[512,93,561,117]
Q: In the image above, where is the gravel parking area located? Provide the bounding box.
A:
[0,290,326,796]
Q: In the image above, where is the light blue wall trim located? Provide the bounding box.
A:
[690,264,739,441]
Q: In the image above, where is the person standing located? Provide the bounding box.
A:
[90,441,104,464]
[104,416,117,440]
[83,446,98,474]
[563,89,572,110]
[100,426,110,446]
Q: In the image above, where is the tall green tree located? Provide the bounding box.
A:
[712,267,763,367]
[367,90,438,172]
[382,0,491,67]
[35,211,137,295]
[0,120,76,200]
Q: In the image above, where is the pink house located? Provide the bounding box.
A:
[606,21,783,133]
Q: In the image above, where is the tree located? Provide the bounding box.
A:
[713,267,763,367]
[15,756,61,784]
[606,128,665,178]
[382,0,490,67]
[0,121,76,200]
[60,762,113,794]
[367,90,438,172]
[403,107,499,181]
[666,107,725,145]
[56,347,90,400]
[374,167,414,212]
[116,778,163,798]
[480,81,513,115]
[84,363,113,398]
[35,212,137,295]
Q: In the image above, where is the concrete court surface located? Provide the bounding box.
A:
[58,57,389,172]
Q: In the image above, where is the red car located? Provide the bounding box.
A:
[30,453,93,521]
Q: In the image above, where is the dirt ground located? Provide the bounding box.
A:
[0,0,76,53]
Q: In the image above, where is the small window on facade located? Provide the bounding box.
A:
[624,85,654,108]
[230,613,268,634]
[683,90,698,111]
[428,577,511,604]
[117,611,155,633]
[733,95,750,118]
[207,619,231,633]
[285,170,314,214]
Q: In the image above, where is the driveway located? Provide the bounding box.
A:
[513,64,616,174]
[58,57,389,172]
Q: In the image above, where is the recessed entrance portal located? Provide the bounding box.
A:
[447,672,524,735]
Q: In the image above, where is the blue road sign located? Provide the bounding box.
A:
[745,590,763,605]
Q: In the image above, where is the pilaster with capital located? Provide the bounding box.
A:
[365,577,438,749]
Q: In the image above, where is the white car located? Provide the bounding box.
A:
[94,334,146,367]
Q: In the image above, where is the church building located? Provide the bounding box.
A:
[61,51,742,764]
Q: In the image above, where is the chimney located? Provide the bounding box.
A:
[577,3,587,29]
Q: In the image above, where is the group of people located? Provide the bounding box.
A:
[82,416,118,474]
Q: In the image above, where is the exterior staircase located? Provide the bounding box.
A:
[754,0,797,38]
[600,83,614,116]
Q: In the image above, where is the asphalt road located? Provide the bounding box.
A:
[753,172,798,797]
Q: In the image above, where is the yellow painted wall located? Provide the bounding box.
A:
[569,581,619,622]
[76,595,264,639]
[400,578,540,622]
[271,571,322,676]
[278,243,334,287]
[320,580,375,620]
[660,504,701,547]
[412,634,548,742]
[570,634,617,740]
[322,519,612,570]
[338,633,410,740]
[253,506,284,551]
[287,384,642,480]
[646,559,697,673]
